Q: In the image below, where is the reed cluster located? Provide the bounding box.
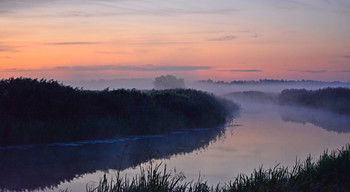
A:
[87,144,350,192]
[0,78,238,146]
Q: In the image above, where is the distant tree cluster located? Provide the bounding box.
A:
[0,77,238,146]
[227,91,279,104]
[153,75,186,89]
[279,87,350,115]
[199,79,346,85]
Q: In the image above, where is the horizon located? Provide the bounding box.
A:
[1,0,350,81]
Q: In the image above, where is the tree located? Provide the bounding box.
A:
[153,75,186,89]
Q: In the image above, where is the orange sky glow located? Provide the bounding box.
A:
[1,0,350,81]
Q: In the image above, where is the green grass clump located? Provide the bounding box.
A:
[0,77,239,146]
[87,144,350,192]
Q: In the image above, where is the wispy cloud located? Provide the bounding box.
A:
[208,35,236,41]
[45,42,101,45]
[0,68,33,72]
[225,69,262,72]
[95,51,130,55]
[129,41,195,46]
[0,0,238,17]
[288,70,327,73]
[1,64,211,73]
[116,65,211,71]
[0,44,18,52]
[342,55,350,59]
[334,70,350,72]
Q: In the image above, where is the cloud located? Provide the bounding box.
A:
[95,51,130,55]
[342,55,350,59]
[225,69,262,72]
[45,42,100,45]
[335,70,350,72]
[129,41,195,46]
[0,0,238,17]
[0,44,18,52]
[208,35,237,41]
[116,65,211,71]
[288,70,327,73]
[0,68,33,72]
[1,64,211,73]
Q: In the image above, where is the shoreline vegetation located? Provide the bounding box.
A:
[200,79,350,85]
[86,144,350,192]
[279,88,350,115]
[227,87,350,115]
[0,78,239,147]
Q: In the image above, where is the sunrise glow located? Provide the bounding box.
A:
[1,0,350,81]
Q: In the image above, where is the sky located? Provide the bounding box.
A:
[0,0,350,81]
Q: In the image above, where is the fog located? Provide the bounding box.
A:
[279,106,350,133]
[65,78,350,95]
[2,77,350,191]
[64,77,350,135]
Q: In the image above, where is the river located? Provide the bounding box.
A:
[1,102,349,191]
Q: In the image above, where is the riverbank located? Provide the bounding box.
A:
[227,87,350,115]
[279,87,350,115]
[87,144,350,192]
[0,78,239,146]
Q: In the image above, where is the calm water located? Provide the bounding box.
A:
[1,103,350,191]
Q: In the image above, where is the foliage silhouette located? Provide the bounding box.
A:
[279,87,350,115]
[0,77,238,146]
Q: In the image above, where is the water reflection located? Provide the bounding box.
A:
[0,128,225,191]
[279,106,350,133]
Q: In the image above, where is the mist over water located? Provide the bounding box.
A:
[0,128,225,191]
[65,78,350,96]
[1,95,349,191]
[279,106,350,133]
[1,78,349,191]
[2,0,350,189]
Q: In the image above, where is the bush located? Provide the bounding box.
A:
[279,87,350,115]
[0,77,239,146]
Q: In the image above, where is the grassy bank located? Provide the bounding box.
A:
[279,87,350,115]
[0,78,238,146]
[87,144,350,192]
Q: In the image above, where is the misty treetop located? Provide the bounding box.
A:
[153,75,186,89]
[0,77,239,146]
[279,87,350,115]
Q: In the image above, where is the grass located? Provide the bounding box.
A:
[86,144,350,192]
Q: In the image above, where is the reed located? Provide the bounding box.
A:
[87,144,350,192]
[0,77,239,146]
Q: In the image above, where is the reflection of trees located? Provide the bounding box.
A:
[0,128,225,191]
[279,106,350,133]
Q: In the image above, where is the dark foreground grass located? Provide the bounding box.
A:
[86,144,350,192]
